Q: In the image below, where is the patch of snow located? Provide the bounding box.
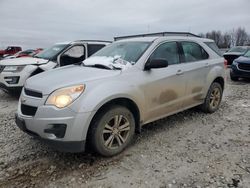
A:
[83,56,133,70]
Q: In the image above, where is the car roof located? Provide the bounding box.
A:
[117,36,214,43]
[55,40,111,46]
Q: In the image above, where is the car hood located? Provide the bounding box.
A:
[25,65,121,95]
[0,57,48,66]
[235,56,250,64]
[223,52,244,56]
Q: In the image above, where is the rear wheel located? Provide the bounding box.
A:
[201,82,223,113]
[90,106,135,157]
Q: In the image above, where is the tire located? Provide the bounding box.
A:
[89,106,135,157]
[230,71,239,81]
[201,82,223,113]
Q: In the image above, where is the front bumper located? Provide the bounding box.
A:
[0,65,39,90]
[16,90,96,153]
[0,82,22,93]
[231,65,250,78]
[15,114,85,152]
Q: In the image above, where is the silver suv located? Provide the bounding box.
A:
[15,33,225,157]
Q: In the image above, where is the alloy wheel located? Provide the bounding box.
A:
[209,87,221,109]
[102,115,131,149]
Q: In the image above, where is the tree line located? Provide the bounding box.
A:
[199,27,250,48]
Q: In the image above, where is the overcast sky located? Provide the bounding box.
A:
[0,0,249,49]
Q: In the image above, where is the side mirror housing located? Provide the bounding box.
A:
[144,59,168,71]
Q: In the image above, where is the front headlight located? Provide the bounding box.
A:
[232,60,238,65]
[3,66,25,72]
[45,84,85,108]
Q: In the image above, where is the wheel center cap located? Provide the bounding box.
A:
[113,128,119,134]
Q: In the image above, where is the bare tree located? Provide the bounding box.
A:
[197,28,249,48]
[235,27,248,46]
[206,30,223,47]
[222,32,231,48]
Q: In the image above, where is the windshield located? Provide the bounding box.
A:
[93,41,151,63]
[243,50,250,58]
[228,47,248,53]
[35,44,68,60]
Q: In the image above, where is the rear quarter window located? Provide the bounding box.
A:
[205,42,222,56]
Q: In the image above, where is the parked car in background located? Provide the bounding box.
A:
[4,48,44,59]
[230,49,250,81]
[0,40,110,93]
[32,48,44,55]
[223,46,250,66]
[5,49,36,59]
[15,32,225,157]
[0,46,22,59]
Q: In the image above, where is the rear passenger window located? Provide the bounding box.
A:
[181,42,209,62]
[88,44,105,57]
[149,42,180,65]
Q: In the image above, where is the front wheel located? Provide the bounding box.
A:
[89,106,135,157]
[200,82,223,113]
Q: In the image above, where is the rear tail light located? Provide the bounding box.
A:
[224,59,228,69]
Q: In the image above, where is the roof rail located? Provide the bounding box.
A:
[73,40,112,43]
[114,32,200,41]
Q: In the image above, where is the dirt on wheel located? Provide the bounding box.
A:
[0,76,250,188]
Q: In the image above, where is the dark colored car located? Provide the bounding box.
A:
[230,49,250,81]
[0,46,22,59]
[224,46,250,66]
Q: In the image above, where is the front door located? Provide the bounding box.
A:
[59,45,86,67]
[142,41,187,123]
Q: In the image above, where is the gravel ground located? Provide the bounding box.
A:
[0,75,250,188]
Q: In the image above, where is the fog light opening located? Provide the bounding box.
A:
[4,76,20,84]
[44,124,67,139]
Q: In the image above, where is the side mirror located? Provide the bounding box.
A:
[144,59,168,71]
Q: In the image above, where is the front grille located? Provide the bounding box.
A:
[238,63,250,71]
[21,104,38,116]
[0,65,5,73]
[24,88,43,98]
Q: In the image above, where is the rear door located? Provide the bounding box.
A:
[179,41,210,108]
[142,41,187,123]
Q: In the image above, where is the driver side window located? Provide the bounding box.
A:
[150,42,180,65]
[64,45,85,58]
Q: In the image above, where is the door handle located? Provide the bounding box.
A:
[176,70,184,75]
[205,63,209,67]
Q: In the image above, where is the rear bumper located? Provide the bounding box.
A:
[15,113,86,153]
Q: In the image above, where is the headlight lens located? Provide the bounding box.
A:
[45,85,85,108]
[232,60,238,65]
[3,66,25,72]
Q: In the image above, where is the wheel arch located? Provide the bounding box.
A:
[212,76,225,90]
[85,97,141,148]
